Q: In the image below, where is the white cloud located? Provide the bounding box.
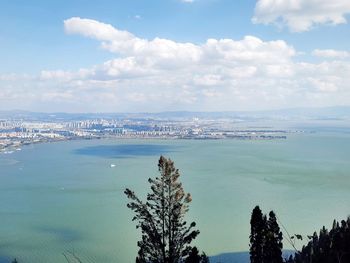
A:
[312,49,350,59]
[308,78,339,92]
[1,17,350,112]
[64,17,133,43]
[180,0,195,3]
[252,0,350,32]
[63,17,295,67]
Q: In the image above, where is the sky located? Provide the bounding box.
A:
[1,0,350,113]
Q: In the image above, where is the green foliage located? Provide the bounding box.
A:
[185,247,210,263]
[250,206,283,263]
[200,252,210,263]
[125,156,200,263]
[185,247,202,263]
[264,211,283,263]
[289,217,350,263]
[250,206,266,263]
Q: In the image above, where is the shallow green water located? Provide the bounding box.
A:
[0,133,350,262]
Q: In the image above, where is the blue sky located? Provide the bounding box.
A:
[1,0,350,112]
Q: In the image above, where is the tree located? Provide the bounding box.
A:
[250,206,283,263]
[125,156,200,263]
[200,253,210,263]
[288,217,350,263]
[264,211,283,263]
[185,247,201,263]
[185,247,210,263]
[250,206,266,263]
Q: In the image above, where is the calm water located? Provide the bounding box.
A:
[0,133,350,262]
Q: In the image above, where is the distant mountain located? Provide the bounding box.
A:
[209,250,294,263]
[0,106,350,121]
[0,110,128,121]
[210,252,249,263]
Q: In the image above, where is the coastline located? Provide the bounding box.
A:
[0,132,289,154]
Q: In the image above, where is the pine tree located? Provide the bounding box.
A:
[125,156,200,263]
[289,216,350,263]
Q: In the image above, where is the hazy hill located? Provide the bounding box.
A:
[0,106,350,121]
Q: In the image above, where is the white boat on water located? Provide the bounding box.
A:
[110,164,116,168]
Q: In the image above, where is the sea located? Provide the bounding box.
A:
[0,126,350,262]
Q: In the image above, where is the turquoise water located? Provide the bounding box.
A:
[0,134,350,262]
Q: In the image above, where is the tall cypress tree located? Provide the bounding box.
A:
[125,156,200,263]
[264,211,283,263]
[250,206,265,263]
[250,207,284,263]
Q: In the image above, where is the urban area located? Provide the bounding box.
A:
[0,112,293,152]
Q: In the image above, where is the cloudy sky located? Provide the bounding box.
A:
[1,0,350,112]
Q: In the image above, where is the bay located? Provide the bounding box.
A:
[0,133,350,262]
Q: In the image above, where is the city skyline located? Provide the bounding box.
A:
[1,0,350,112]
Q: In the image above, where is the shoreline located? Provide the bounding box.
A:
[0,133,290,154]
